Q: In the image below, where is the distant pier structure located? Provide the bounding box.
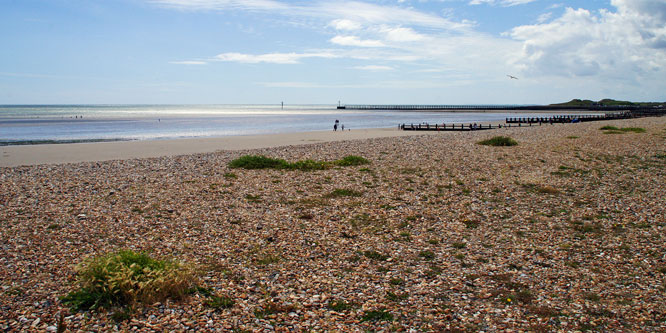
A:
[337,104,528,111]
[337,104,662,112]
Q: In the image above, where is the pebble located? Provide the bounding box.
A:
[2,117,666,331]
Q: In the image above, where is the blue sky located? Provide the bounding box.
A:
[1,0,665,104]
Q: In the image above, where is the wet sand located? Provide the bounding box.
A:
[0,127,432,167]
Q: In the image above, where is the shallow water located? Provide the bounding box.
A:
[0,104,579,144]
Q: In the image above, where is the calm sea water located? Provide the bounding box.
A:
[0,104,564,144]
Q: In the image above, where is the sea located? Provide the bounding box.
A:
[0,104,567,145]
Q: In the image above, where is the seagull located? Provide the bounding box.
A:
[507,75,519,80]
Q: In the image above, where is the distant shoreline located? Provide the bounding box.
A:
[0,138,129,147]
[0,128,434,167]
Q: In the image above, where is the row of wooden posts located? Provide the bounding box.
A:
[400,110,665,132]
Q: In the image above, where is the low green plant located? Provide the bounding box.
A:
[61,250,196,312]
[228,155,370,170]
[205,294,235,310]
[620,127,645,133]
[228,155,289,169]
[325,188,363,198]
[361,309,394,322]
[601,126,646,134]
[477,136,518,147]
[419,250,435,260]
[334,155,370,166]
[386,291,408,301]
[363,250,389,261]
[462,219,480,229]
[328,299,354,311]
[255,254,280,266]
[389,278,405,285]
[452,242,466,249]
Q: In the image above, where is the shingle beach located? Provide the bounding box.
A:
[2,117,665,331]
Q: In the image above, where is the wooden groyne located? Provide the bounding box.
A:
[506,113,632,124]
[339,104,665,112]
[401,123,511,131]
[398,108,665,131]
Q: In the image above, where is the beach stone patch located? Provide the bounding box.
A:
[1,117,666,330]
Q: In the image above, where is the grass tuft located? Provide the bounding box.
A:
[328,299,354,312]
[363,250,389,261]
[61,250,196,312]
[477,136,518,147]
[204,294,235,310]
[334,155,370,166]
[418,250,435,260]
[228,155,289,169]
[229,155,370,170]
[326,188,363,198]
[361,309,394,322]
[600,126,646,134]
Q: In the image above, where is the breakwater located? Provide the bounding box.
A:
[339,104,664,112]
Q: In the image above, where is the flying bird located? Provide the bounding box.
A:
[507,75,519,80]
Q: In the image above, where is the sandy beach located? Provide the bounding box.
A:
[1,117,665,331]
[0,127,437,167]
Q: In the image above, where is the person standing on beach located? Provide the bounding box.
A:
[334,119,339,131]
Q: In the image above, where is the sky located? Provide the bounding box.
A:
[1,0,665,105]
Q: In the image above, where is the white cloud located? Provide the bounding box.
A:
[353,65,394,71]
[536,12,552,23]
[509,2,666,79]
[151,0,473,31]
[312,1,472,30]
[469,0,537,7]
[157,0,666,102]
[214,52,338,64]
[379,26,428,42]
[330,35,385,47]
[329,19,362,31]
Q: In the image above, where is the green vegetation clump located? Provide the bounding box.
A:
[62,250,196,312]
[620,127,646,133]
[418,250,435,260]
[328,299,354,312]
[361,309,394,322]
[600,126,646,134]
[477,136,518,147]
[326,188,363,198]
[363,250,389,261]
[228,154,370,170]
[228,155,289,169]
[205,294,235,310]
